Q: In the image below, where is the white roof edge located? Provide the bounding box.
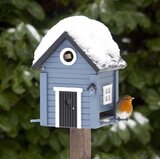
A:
[98,64,127,72]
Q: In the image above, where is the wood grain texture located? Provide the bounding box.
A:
[70,128,91,159]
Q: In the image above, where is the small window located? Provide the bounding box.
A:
[103,84,112,105]
[60,48,77,66]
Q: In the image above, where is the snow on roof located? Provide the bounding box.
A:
[33,16,127,70]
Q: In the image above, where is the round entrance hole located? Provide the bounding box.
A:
[63,51,73,62]
[60,48,77,66]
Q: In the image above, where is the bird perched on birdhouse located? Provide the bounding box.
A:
[116,95,134,120]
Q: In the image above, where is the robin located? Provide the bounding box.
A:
[116,95,135,121]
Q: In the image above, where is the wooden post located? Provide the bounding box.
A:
[70,128,91,159]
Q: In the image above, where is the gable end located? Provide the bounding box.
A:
[32,32,99,72]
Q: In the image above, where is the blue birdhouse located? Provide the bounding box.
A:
[31,16,127,129]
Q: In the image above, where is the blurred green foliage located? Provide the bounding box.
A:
[0,0,160,159]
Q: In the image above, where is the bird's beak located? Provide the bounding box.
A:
[132,97,135,100]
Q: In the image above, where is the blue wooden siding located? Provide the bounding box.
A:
[89,75,99,128]
[40,73,47,126]
[115,70,119,103]
[98,70,116,113]
[41,40,96,128]
[95,70,118,128]
[114,70,119,117]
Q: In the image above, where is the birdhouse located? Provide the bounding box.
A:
[31,16,127,129]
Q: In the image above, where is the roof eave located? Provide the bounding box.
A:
[32,31,100,72]
[98,64,127,73]
[32,32,68,70]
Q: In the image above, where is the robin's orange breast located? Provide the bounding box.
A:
[118,101,133,113]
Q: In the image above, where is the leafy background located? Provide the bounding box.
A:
[0,0,160,159]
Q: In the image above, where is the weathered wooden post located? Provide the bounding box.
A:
[70,129,91,159]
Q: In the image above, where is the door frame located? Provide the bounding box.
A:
[53,87,83,128]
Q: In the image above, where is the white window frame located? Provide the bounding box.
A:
[103,84,113,105]
[60,48,77,66]
[53,87,83,129]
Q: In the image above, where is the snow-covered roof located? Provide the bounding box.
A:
[32,16,127,70]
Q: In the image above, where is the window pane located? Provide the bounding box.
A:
[106,95,108,101]
[103,84,113,105]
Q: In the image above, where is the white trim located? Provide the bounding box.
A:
[103,84,113,105]
[60,48,77,66]
[53,87,83,128]
[77,91,82,129]
[55,90,60,127]
[54,87,83,93]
